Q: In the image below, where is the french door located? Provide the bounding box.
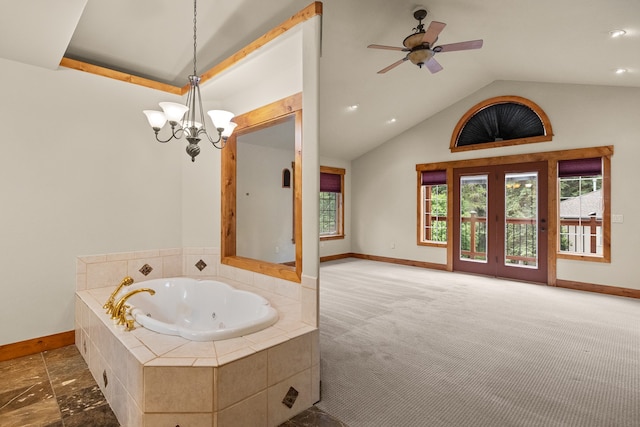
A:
[453,162,548,283]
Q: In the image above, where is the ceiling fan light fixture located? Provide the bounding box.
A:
[403,32,427,49]
[408,49,433,66]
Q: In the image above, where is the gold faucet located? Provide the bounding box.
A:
[103,276,134,315]
[111,288,156,327]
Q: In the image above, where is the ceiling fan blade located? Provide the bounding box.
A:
[377,58,408,74]
[368,44,407,52]
[422,21,446,45]
[437,39,483,52]
[425,57,443,74]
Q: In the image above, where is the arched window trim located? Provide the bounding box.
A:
[450,95,553,153]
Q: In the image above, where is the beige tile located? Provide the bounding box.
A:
[86,260,128,289]
[301,273,317,290]
[130,344,157,364]
[311,363,320,403]
[217,351,267,410]
[218,263,236,280]
[274,278,300,300]
[144,413,213,427]
[145,357,195,367]
[216,390,267,427]
[243,326,287,345]
[310,329,320,367]
[234,268,254,285]
[124,346,144,408]
[159,247,182,256]
[76,273,87,291]
[144,366,213,412]
[162,254,183,277]
[217,347,256,366]
[267,334,311,386]
[76,258,87,274]
[249,334,291,352]
[193,357,219,367]
[132,249,161,259]
[214,337,252,357]
[163,341,216,358]
[267,368,312,427]
[106,251,135,261]
[136,332,188,356]
[286,325,317,340]
[80,254,107,263]
[300,286,318,326]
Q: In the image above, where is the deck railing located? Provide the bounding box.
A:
[425,214,603,261]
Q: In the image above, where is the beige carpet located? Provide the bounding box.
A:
[316,259,640,427]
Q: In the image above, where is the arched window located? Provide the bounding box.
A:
[450,96,553,152]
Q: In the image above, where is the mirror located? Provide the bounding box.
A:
[221,93,302,282]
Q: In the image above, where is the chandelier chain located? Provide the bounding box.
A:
[192,0,198,76]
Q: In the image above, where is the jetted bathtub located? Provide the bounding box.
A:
[116,277,278,341]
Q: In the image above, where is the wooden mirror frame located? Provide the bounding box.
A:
[221,93,303,283]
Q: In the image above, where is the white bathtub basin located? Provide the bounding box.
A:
[116,277,278,341]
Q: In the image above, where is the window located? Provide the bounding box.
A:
[558,157,607,259]
[320,166,345,240]
[420,170,447,244]
[450,96,553,153]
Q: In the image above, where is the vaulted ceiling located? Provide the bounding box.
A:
[2,0,639,160]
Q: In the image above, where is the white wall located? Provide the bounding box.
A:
[0,14,322,346]
[0,58,183,345]
[237,141,296,263]
[352,80,640,289]
[319,156,352,258]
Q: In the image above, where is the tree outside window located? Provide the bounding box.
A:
[320,166,345,239]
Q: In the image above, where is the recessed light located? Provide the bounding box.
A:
[615,68,627,74]
[348,104,359,111]
[609,29,626,38]
[388,118,397,124]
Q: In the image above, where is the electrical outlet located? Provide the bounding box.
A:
[275,246,280,253]
[390,242,395,249]
[612,214,624,223]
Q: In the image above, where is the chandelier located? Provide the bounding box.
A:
[143,0,236,162]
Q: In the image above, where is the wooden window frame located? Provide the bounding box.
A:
[418,183,448,248]
[416,145,613,284]
[320,166,345,241]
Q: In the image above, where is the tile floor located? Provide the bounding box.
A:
[0,345,346,427]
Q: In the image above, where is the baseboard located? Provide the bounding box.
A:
[319,253,353,263]
[0,330,75,362]
[556,280,640,299]
[320,252,448,271]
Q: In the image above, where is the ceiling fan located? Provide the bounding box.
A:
[368,9,483,74]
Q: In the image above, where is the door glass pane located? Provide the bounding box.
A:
[460,175,488,262]
[504,172,538,268]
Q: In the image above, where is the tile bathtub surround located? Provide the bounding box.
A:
[76,248,184,291]
[75,247,319,425]
[76,280,319,426]
[1,345,342,427]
